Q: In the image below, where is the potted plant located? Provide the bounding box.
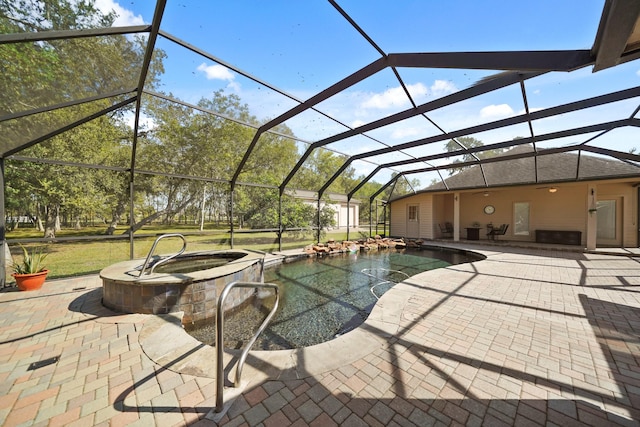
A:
[11,244,49,291]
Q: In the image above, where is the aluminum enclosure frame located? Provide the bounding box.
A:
[2,0,640,286]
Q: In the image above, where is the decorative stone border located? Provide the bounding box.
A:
[100,250,264,324]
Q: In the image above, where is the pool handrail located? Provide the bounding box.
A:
[361,268,410,299]
[139,233,187,276]
[242,248,268,282]
[215,280,279,413]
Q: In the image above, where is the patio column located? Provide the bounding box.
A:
[0,157,5,288]
[586,186,597,250]
[453,192,461,242]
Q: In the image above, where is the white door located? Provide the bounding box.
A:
[596,198,622,247]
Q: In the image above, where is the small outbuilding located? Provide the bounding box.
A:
[291,189,360,230]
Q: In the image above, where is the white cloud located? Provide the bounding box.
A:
[359,81,456,111]
[93,0,145,26]
[406,82,429,99]
[636,69,640,77]
[197,63,235,81]
[361,85,413,109]
[360,83,429,109]
[391,127,421,139]
[430,80,456,96]
[123,111,156,130]
[480,104,515,119]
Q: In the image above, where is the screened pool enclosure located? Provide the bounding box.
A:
[2,0,640,284]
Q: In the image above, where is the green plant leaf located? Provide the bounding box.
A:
[13,244,48,274]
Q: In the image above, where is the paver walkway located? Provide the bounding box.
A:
[1,244,640,426]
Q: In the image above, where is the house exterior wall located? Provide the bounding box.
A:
[433,193,453,238]
[335,203,359,228]
[389,193,434,239]
[466,183,588,243]
[322,202,359,229]
[390,197,407,237]
[389,180,638,247]
[419,196,434,239]
[289,190,360,230]
[452,184,589,243]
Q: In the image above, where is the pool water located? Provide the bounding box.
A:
[153,252,247,274]
[186,247,481,350]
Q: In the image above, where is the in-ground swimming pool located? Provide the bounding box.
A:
[186,247,483,350]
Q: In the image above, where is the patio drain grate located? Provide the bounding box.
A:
[28,356,60,371]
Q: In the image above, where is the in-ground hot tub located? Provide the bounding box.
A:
[100,249,264,324]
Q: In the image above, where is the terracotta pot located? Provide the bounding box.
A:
[12,270,49,291]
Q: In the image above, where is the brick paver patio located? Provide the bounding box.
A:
[1,244,639,426]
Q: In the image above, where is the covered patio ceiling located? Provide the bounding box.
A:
[2,0,640,203]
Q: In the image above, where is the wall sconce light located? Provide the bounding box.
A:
[483,192,489,197]
[548,187,557,193]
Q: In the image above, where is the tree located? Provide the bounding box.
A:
[352,179,382,225]
[381,172,419,200]
[444,136,505,175]
[133,91,300,233]
[2,0,163,238]
[0,0,116,115]
[291,148,357,194]
[6,114,132,237]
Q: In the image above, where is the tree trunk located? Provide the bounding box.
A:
[199,187,206,232]
[106,200,126,235]
[124,210,166,234]
[43,204,58,239]
[124,193,196,235]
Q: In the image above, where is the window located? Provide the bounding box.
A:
[514,202,530,235]
[408,205,418,221]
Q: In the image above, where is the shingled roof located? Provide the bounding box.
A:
[423,145,640,193]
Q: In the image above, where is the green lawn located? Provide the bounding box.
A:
[5,225,365,282]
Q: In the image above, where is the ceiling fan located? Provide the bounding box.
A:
[536,186,558,193]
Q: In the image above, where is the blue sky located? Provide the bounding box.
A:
[96,0,640,187]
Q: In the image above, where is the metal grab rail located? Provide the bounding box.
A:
[242,248,268,282]
[361,268,410,299]
[215,281,279,413]
[138,233,187,276]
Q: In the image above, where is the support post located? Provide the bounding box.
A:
[346,198,350,241]
[278,193,282,252]
[369,200,373,238]
[129,181,135,258]
[386,201,390,237]
[586,186,597,250]
[0,158,5,288]
[453,192,460,241]
[382,202,387,237]
[316,197,321,244]
[230,189,234,249]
